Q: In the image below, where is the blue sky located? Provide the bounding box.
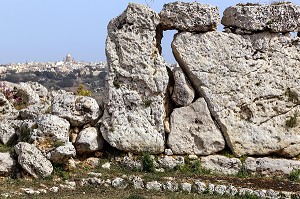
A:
[0,0,299,64]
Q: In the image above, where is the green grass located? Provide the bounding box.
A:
[288,169,300,181]
[236,166,251,178]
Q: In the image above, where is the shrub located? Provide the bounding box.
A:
[141,152,155,172]
[77,84,92,96]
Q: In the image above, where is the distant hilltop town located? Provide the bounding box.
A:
[0,54,108,104]
[0,54,107,75]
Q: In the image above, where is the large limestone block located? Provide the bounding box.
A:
[52,94,100,127]
[0,81,48,119]
[171,67,195,106]
[201,155,242,175]
[168,98,225,155]
[14,142,53,178]
[0,120,18,145]
[245,157,300,176]
[0,92,18,120]
[101,3,169,153]
[31,114,70,152]
[172,31,300,157]
[75,127,104,154]
[49,143,76,164]
[222,3,300,33]
[0,153,16,176]
[159,1,220,32]
[14,82,41,105]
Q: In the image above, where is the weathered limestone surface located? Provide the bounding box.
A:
[31,114,70,152]
[75,127,104,154]
[0,93,18,120]
[222,3,300,33]
[158,156,184,169]
[172,31,300,157]
[0,153,16,176]
[14,142,53,178]
[171,67,195,106]
[160,1,220,32]
[101,3,169,153]
[52,94,100,127]
[168,98,225,155]
[201,155,242,175]
[0,120,18,145]
[49,143,76,164]
[245,157,300,176]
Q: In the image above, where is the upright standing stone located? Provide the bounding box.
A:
[101,3,169,153]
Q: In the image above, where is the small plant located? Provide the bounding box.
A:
[288,169,300,181]
[141,152,155,173]
[239,155,248,163]
[285,88,299,104]
[77,83,92,96]
[286,111,298,128]
[53,164,69,180]
[236,165,251,178]
[220,149,235,158]
[0,82,24,108]
[177,156,210,175]
[143,98,152,108]
[19,127,32,142]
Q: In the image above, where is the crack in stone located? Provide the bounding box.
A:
[258,105,299,125]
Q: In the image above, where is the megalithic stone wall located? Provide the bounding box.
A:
[171,3,300,157]
[103,1,300,157]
